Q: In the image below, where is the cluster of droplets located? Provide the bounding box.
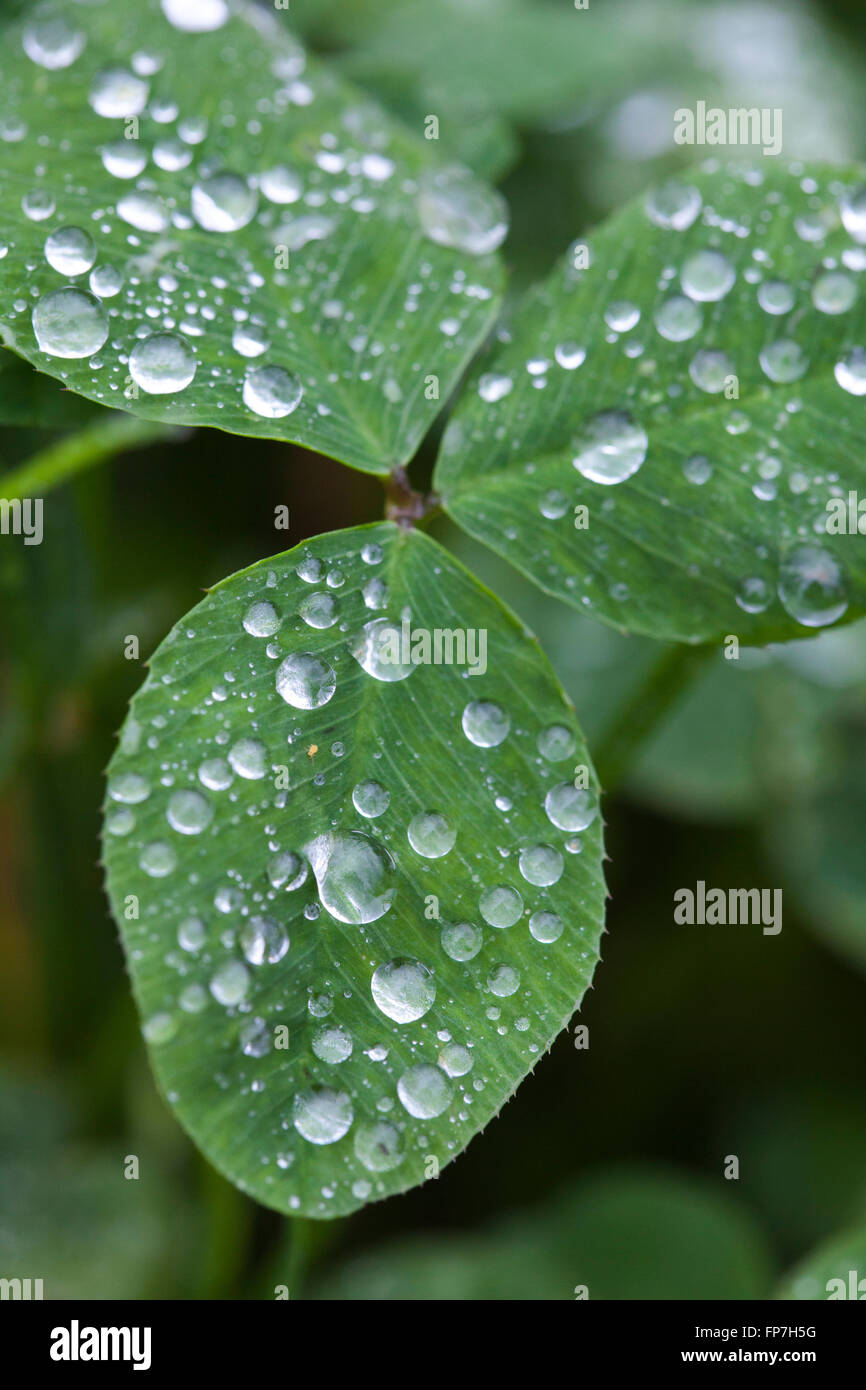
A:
[107,533,603,1209]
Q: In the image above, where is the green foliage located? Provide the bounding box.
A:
[102,523,606,1217]
[0,0,504,473]
[436,162,866,643]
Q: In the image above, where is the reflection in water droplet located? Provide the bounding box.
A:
[192,172,258,231]
[407,812,456,859]
[352,780,390,818]
[397,1064,453,1118]
[108,772,151,803]
[441,921,483,961]
[354,1121,404,1171]
[178,917,206,952]
[529,911,563,943]
[439,1043,473,1077]
[23,13,86,69]
[228,738,268,779]
[488,963,520,997]
[267,852,307,891]
[811,272,857,315]
[243,365,303,418]
[645,182,702,230]
[681,250,736,302]
[654,295,702,342]
[313,1025,353,1064]
[90,264,124,298]
[351,618,415,682]
[129,334,197,394]
[209,961,250,1005]
[479,885,523,928]
[242,600,280,637]
[417,164,508,255]
[240,915,289,964]
[461,701,510,748]
[89,69,149,119]
[778,545,848,628]
[759,339,809,384]
[44,227,96,276]
[682,454,712,485]
[736,576,771,614]
[307,832,395,924]
[371,958,435,1022]
[298,592,338,629]
[689,349,734,394]
[33,289,109,358]
[537,725,576,761]
[260,165,303,205]
[544,783,599,831]
[757,279,794,315]
[139,841,177,877]
[166,788,213,835]
[276,652,336,708]
[293,1087,353,1145]
[518,844,564,886]
[240,1017,271,1057]
[572,410,647,485]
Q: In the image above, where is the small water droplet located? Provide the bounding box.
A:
[33,289,109,359]
[778,545,848,628]
[307,832,395,924]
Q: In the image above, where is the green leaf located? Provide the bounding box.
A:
[436,161,866,643]
[315,1167,773,1299]
[777,1227,866,1300]
[101,521,606,1219]
[0,0,505,476]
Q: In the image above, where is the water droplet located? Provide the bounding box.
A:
[681,250,735,302]
[101,140,148,179]
[488,963,520,997]
[243,365,303,418]
[153,137,193,172]
[518,844,564,887]
[192,172,258,231]
[417,165,508,255]
[736,576,771,614]
[811,272,857,315]
[572,410,647,485]
[129,334,197,394]
[106,807,135,836]
[228,737,268,779]
[478,372,513,403]
[166,788,213,835]
[307,832,395,924]
[117,191,169,233]
[778,545,848,628]
[162,0,230,34]
[759,339,809,384]
[682,454,712,485]
[645,182,702,230]
[23,12,86,70]
[178,917,206,952]
[89,69,150,119]
[835,348,866,395]
[89,264,124,298]
[240,1017,271,1057]
[292,1087,352,1145]
[840,186,866,242]
[689,348,734,394]
[209,961,250,1006]
[605,300,640,332]
[529,910,563,943]
[479,885,523,928]
[362,576,388,610]
[352,780,390,818]
[276,652,336,708]
[539,489,569,520]
[240,915,289,965]
[407,812,456,859]
[397,1064,452,1118]
[232,323,270,358]
[438,1043,473,1077]
[537,725,576,761]
[260,165,303,204]
[461,700,510,748]
[313,1025,353,1064]
[298,592,338,629]
[554,342,586,370]
[757,279,795,315]
[350,618,414,682]
[267,852,307,891]
[441,921,483,961]
[33,289,109,358]
[242,600,280,637]
[371,959,435,1022]
[354,1121,404,1171]
[22,189,55,222]
[654,295,702,342]
[108,772,150,804]
[139,841,177,877]
[544,782,599,831]
[198,757,233,791]
[144,1012,177,1044]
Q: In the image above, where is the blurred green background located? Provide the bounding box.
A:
[2,0,866,1299]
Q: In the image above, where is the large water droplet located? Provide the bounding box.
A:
[117,191,169,233]
[240,914,289,964]
[101,141,148,179]
[298,592,338,629]
[488,963,520,997]
[276,652,336,708]
[479,885,523,928]
[312,1025,353,1064]
[759,339,809,384]
[243,366,303,418]
[645,182,702,230]
[33,289,109,358]
[354,1121,404,1171]
[139,841,177,877]
[350,618,414,682]
[834,348,866,395]
[441,921,483,961]
[778,545,848,628]
[129,334,197,394]
[757,279,794,315]
[192,172,258,231]
[228,737,268,779]
[417,165,508,255]
[108,771,150,803]
[407,812,456,859]
[518,844,564,886]
[689,348,734,394]
[166,788,213,835]
[811,272,857,315]
[209,960,250,1005]
[307,832,395,924]
[529,910,563,943]
[681,249,736,302]
[572,410,647,485]
[23,12,86,70]
[260,165,303,205]
[397,1064,452,1118]
[654,295,702,342]
[352,780,390,818]
[242,600,280,637]
[371,959,435,1022]
[162,0,230,32]
[292,1087,353,1145]
[544,782,599,831]
[461,700,510,748]
[89,69,149,119]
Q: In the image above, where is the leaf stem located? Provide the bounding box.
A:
[594,641,716,792]
[384,464,440,529]
[0,413,180,501]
